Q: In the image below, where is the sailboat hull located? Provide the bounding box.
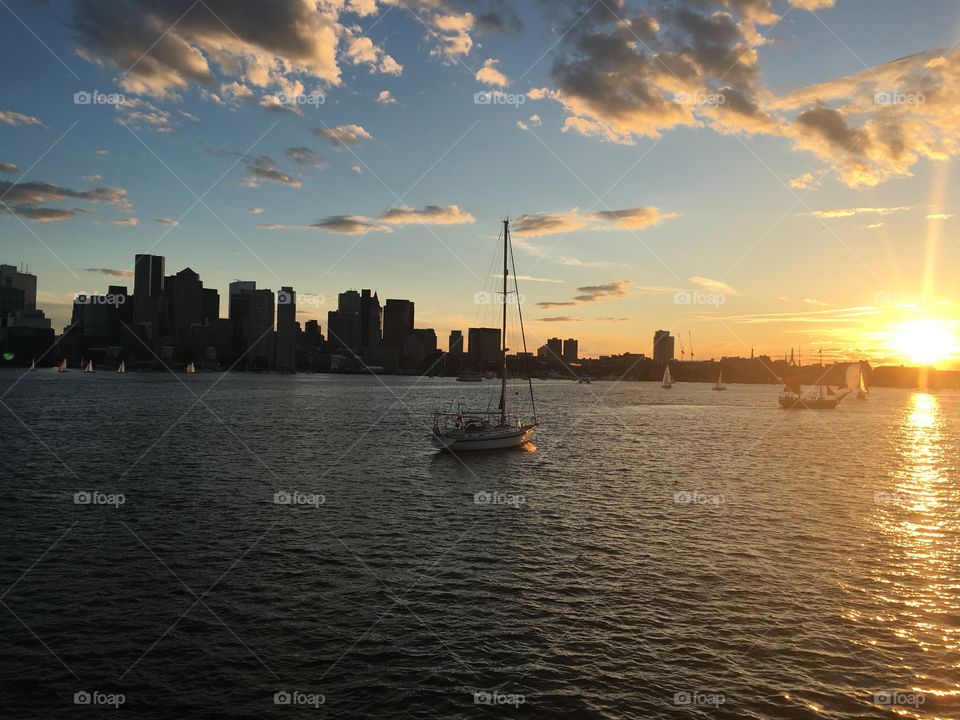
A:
[432,424,536,452]
[778,393,845,409]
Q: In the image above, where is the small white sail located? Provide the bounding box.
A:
[117,361,125,374]
[84,360,94,373]
[186,362,196,374]
[662,365,673,388]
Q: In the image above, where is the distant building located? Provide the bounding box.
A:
[382,299,414,348]
[134,254,165,338]
[448,330,463,354]
[327,290,362,353]
[360,289,381,352]
[562,338,578,361]
[202,288,219,326]
[275,286,297,371]
[0,264,36,310]
[247,289,275,369]
[468,327,501,365]
[167,267,204,340]
[653,330,675,363]
[6,308,50,329]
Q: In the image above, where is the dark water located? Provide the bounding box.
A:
[1,369,958,719]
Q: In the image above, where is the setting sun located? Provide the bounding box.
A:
[891,319,957,367]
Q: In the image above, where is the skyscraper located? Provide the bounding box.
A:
[653,330,675,363]
[247,288,275,369]
[0,264,36,310]
[468,327,501,365]
[562,338,579,361]
[275,286,297,371]
[134,254,165,337]
[383,299,414,347]
[360,289,381,352]
[327,290,363,353]
[546,337,563,358]
[229,280,256,361]
[169,267,203,340]
[448,330,463,354]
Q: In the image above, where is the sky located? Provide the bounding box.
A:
[2,0,960,366]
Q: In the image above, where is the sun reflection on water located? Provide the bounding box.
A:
[871,392,960,713]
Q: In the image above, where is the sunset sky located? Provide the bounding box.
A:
[2,0,959,366]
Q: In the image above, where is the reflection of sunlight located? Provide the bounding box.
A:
[873,392,959,700]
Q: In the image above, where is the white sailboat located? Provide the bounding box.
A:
[661,364,672,389]
[57,359,68,373]
[432,219,537,452]
[30,358,36,371]
[84,360,94,373]
[185,362,196,374]
[712,368,726,391]
[117,361,125,374]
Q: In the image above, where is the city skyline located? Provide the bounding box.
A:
[1,1,959,366]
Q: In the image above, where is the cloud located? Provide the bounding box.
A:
[312,124,374,148]
[0,162,16,173]
[69,0,405,97]
[538,278,632,309]
[111,217,139,226]
[0,110,42,127]
[154,217,178,226]
[351,164,362,174]
[927,212,953,220]
[476,58,509,87]
[789,0,835,9]
[689,276,740,295]
[0,179,131,223]
[286,146,328,169]
[865,222,884,229]
[84,267,134,278]
[82,175,103,182]
[310,215,391,234]
[208,149,301,187]
[380,205,475,225]
[249,207,264,214]
[812,206,910,219]
[376,90,397,105]
[788,171,819,190]
[513,206,677,236]
[537,316,581,322]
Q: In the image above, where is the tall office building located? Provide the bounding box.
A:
[202,288,219,326]
[134,254,165,336]
[360,289,381,352]
[229,280,256,360]
[383,299,414,347]
[168,267,203,340]
[468,327,502,365]
[275,286,297,371]
[562,338,579,361]
[0,264,36,310]
[247,288,275,368]
[327,290,363,353]
[546,337,562,358]
[448,330,463,354]
[653,330,675,363]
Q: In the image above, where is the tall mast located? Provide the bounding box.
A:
[499,219,509,426]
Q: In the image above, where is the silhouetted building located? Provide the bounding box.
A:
[247,289,275,369]
[0,264,36,310]
[202,288,219,326]
[167,267,203,340]
[360,289,381,352]
[328,290,362,353]
[276,286,297,371]
[383,299,414,347]
[653,330,675,363]
[134,254,165,338]
[448,330,463,354]
[562,338,578,361]
[468,327,501,365]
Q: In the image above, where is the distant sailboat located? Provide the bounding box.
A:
[778,372,848,409]
[57,359,68,373]
[84,360,94,373]
[30,358,36,371]
[662,365,673,389]
[186,362,196,374]
[712,368,726,391]
[117,361,125,374]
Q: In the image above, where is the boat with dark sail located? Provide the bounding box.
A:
[778,372,848,409]
[432,219,537,451]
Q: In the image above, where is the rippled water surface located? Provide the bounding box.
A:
[1,370,958,718]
